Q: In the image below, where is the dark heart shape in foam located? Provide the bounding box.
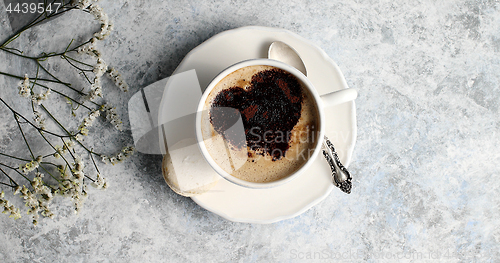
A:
[210,68,303,160]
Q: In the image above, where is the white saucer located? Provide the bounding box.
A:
[172,26,357,224]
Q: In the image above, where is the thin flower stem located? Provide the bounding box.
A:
[42,152,56,159]
[0,65,101,110]
[61,139,75,160]
[0,46,38,59]
[0,5,76,48]
[85,175,96,183]
[64,39,74,53]
[77,140,102,157]
[0,71,96,110]
[0,44,72,60]
[1,32,88,62]
[0,167,19,187]
[36,131,74,183]
[42,107,102,163]
[30,67,40,114]
[70,39,91,52]
[2,47,23,54]
[0,31,21,48]
[35,60,86,95]
[14,115,35,160]
[31,63,40,93]
[1,18,82,62]
[63,55,94,68]
[0,152,30,162]
[61,55,93,84]
[41,105,103,157]
[3,59,101,111]
[0,97,74,138]
[89,149,100,174]
[39,132,70,166]
[0,70,70,86]
[40,161,58,168]
[35,62,72,86]
[0,162,31,182]
[0,182,15,188]
[34,82,95,110]
[54,137,97,183]
[37,163,63,185]
[40,104,76,138]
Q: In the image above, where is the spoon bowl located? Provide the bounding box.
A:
[268,41,307,76]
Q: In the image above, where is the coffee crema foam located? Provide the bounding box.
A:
[201,65,319,183]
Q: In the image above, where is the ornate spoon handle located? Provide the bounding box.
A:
[321,136,352,194]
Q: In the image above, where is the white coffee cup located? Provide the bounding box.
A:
[195,59,357,188]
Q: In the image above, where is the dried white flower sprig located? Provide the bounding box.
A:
[101,146,135,165]
[107,67,129,92]
[0,0,134,225]
[1,191,22,220]
[17,74,31,98]
[101,103,124,131]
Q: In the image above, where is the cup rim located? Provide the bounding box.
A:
[195,58,325,189]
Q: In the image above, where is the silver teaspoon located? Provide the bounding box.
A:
[322,136,352,194]
[268,41,352,194]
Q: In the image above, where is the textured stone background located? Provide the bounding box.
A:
[1,0,499,262]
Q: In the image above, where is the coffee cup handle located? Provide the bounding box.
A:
[320,88,358,107]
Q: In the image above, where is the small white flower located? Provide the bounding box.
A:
[94,21,113,40]
[106,67,129,92]
[64,140,76,151]
[91,173,107,189]
[42,89,50,99]
[115,152,124,162]
[75,134,84,141]
[101,103,124,131]
[122,146,135,157]
[73,0,93,9]
[77,41,102,58]
[19,157,41,174]
[89,37,98,45]
[41,207,54,219]
[93,58,107,77]
[99,146,134,166]
[89,4,104,19]
[13,186,21,195]
[100,155,109,164]
[78,109,100,133]
[73,170,84,182]
[80,128,89,136]
[17,74,31,98]
[39,186,53,201]
[86,77,103,101]
[30,89,51,105]
[3,204,22,220]
[33,110,46,130]
[86,3,113,40]
[74,156,84,172]
[31,173,43,190]
[53,145,65,158]
[89,109,100,120]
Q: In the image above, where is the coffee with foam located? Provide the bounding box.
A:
[200,65,319,183]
